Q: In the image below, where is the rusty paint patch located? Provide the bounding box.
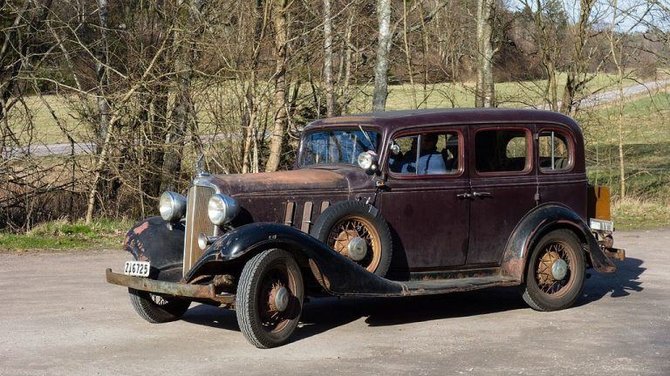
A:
[502,258,526,281]
[124,236,149,261]
[133,221,150,235]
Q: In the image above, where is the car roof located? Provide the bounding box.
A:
[304,108,581,134]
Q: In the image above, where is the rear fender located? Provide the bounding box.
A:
[123,216,185,282]
[185,223,403,296]
[501,203,616,282]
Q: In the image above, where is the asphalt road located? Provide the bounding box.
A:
[1,228,668,376]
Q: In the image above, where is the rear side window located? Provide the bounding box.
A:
[475,129,529,173]
[539,131,571,171]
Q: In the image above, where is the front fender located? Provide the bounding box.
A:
[501,203,616,282]
[123,216,185,282]
[185,223,403,296]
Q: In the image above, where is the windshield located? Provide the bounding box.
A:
[300,128,379,167]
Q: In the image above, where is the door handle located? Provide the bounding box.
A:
[456,192,473,199]
[472,191,492,198]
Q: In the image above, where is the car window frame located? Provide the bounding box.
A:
[297,125,382,168]
[536,126,575,174]
[472,126,534,177]
[385,127,465,180]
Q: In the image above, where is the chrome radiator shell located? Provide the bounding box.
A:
[182,184,216,276]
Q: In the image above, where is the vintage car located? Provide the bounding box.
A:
[106,109,624,348]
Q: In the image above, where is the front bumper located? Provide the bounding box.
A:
[105,269,234,305]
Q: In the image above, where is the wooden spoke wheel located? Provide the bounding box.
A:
[327,215,383,273]
[522,230,585,311]
[236,249,304,348]
[311,200,393,276]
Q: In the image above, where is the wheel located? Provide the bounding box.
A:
[311,201,393,276]
[128,288,190,323]
[522,229,586,311]
[236,249,304,349]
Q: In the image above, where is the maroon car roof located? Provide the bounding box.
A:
[304,108,581,134]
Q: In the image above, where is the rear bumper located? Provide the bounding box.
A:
[105,269,234,305]
[604,248,625,261]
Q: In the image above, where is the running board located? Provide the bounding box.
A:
[332,275,519,298]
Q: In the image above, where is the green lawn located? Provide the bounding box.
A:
[582,90,670,229]
[6,73,651,144]
[0,218,132,252]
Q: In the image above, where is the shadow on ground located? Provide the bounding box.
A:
[181,256,644,345]
[579,256,645,305]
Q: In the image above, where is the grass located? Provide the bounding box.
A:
[583,88,670,230]
[352,72,642,111]
[611,197,670,230]
[6,73,650,144]
[0,218,133,252]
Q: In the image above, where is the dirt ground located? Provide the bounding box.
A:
[1,228,668,376]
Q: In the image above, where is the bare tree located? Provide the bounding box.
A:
[561,0,598,115]
[265,0,291,172]
[160,0,205,192]
[475,0,496,107]
[323,0,335,117]
[372,0,391,112]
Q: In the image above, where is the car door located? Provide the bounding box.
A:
[466,125,538,265]
[379,127,470,271]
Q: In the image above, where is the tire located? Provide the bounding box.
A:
[522,229,586,311]
[311,201,393,276]
[236,249,304,349]
[128,288,191,323]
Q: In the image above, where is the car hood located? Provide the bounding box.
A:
[206,168,356,196]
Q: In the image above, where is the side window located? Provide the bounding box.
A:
[475,129,529,173]
[539,131,571,171]
[389,132,459,175]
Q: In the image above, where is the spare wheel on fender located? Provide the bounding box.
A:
[310,200,393,276]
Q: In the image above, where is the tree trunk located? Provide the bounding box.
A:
[402,0,417,108]
[608,0,626,198]
[372,0,391,112]
[96,0,110,145]
[323,0,335,117]
[475,0,495,108]
[264,0,290,172]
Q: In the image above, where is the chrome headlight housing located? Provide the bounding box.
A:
[207,194,240,225]
[159,191,187,222]
[357,150,378,172]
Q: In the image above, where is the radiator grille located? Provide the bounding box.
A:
[183,185,215,276]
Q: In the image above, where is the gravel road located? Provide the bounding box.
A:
[1,228,668,376]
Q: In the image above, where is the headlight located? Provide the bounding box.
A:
[159,191,187,222]
[208,194,240,225]
[357,151,378,171]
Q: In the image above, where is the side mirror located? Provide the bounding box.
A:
[357,151,379,173]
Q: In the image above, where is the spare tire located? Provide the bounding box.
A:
[311,200,393,276]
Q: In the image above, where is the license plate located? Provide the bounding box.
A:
[123,261,150,277]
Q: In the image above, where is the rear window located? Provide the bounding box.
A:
[539,131,571,171]
[475,129,529,173]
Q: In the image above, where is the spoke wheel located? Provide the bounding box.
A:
[327,215,382,272]
[311,200,393,276]
[236,249,304,348]
[522,230,585,311]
